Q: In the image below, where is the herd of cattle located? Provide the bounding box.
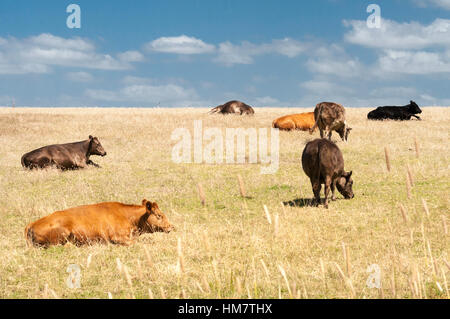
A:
[22,100,423,248]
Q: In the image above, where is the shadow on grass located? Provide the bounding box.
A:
[284,197,345,208]
[283,198,315,208]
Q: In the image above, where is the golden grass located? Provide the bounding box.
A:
[0,106,448,299]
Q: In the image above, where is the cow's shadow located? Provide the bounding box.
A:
[283,197,344,208]
[283,198,315,208]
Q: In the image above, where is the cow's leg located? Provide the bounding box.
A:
[412,115,422,121]
[324,176,332,209]
[327,129,332,141]
[110,235,134,246]
[45,227,70,246]
[109,228,135,246]
[37,157,51,169]
[87,160,100,168]
[331,180,337,201]
[319,128,324,138]
[311,180,321,206]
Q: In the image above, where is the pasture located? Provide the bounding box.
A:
[0,107,448,299]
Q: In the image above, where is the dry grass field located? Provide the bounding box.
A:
[0,106,448,299]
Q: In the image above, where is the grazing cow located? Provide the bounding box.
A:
[24,200,174,248]
[310,102,352,141]
[272,112,315,131]
[367,100,422,120]
[302,139,354,209]
[21,135,107,170]
[209,100,255,115]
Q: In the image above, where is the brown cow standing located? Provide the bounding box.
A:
[209,100,255,115]
[272,112,315,131]
[21,135,107,170]
[302,139,354,209]
[24,200,174,248]
[310,102,352,141]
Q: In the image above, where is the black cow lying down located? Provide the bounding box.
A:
[367,100,422,121]
[21,135,107,170]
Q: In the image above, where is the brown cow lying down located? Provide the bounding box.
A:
[21,135,107,170]
[310,102,352,141]
[24,200,174,248]
[209,100,255,115]
[302,139,354,209]
[272,112,315,131]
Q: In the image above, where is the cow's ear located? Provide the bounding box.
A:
[89,135,93,140]
[347,127,352,131]
[347,171,353,178]
[142,199,147,206]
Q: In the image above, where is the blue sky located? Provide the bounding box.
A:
[0,0,449,107]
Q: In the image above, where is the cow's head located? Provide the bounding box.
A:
[409,101,422,114]
[338,126,352,142]
[88,135,107,157]
[140,200,174,233]
[336,171,354,199]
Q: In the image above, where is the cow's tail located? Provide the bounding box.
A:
[24,224,34,247]
[309,103,322,134]
[208,105,222,114]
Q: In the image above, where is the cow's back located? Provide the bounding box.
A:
[273,112,315,131]
[302,139,344,182]
[25,202,142,246]
[21,142,86,169]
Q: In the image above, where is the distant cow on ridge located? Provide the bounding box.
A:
[24,200,174,248]
[209,100,255,115]
[310,102,352,141]
[272,112,315,131]
[367,100,422,121]
[302,139,354,209]
[21,135,107,170]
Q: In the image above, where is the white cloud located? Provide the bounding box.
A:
[369,86,418,97]
[342,18,450,76]
[122,75,155,85]
[413,0,450,9]
[118,50,144,62]
[305,44,364,78]
[377,49,450,74]
[215,38,306,66]
[300,80,355,95]
[146,35,215,54]
[254,96,280,106]
[344,18,450,50]
[29,33,95,51]
[0,33,136,74]
[66,71,94,83]
[85,81,201,107]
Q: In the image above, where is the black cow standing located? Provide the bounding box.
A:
[302,139,354,209]
[367,100,422,121]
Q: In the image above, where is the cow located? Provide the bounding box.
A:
[310,102,352,142]
[367,100,422,121]
[302,139,354,209]
[21,135,107,170]
[209,100,255,115]
[272,112,315,131]
[24,200,174,248]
